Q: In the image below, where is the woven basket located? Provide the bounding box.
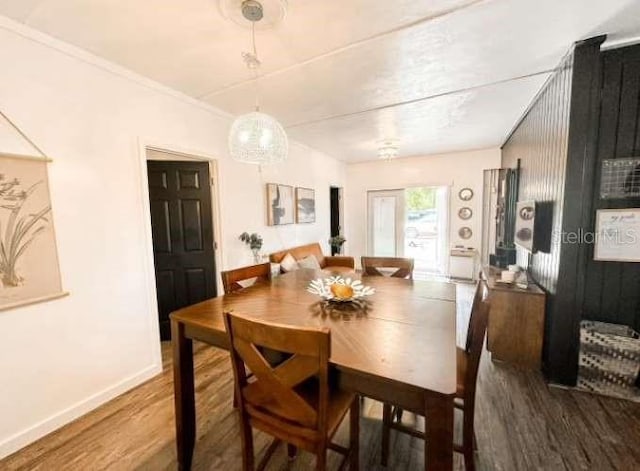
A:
[578,320,640,400]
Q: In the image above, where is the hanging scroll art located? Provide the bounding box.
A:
[0,110,66,311]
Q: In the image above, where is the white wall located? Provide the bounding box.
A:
[0,17,345,458]
[345,148,501,268]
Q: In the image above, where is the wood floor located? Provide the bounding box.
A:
[2,284,640,470]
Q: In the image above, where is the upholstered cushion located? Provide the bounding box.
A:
[269,243,326,268]
[270,263,281,278]
[298,255,321,270]
[280,253,299,272]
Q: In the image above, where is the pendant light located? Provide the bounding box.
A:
[378,139,400,161]
[228,0,288,165]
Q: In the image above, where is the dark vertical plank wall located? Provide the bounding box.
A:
[502,38,640,385]
[582,45,640,332]
[501,51,574,379]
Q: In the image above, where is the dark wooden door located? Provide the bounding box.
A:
[147,160,217,340]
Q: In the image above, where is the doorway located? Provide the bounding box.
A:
[367,186,449,278]
[146,158,217,339]
[330,187,343,255]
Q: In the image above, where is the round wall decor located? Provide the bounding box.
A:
[458,187,474,201]
[458,226,473,239]
[458,207,473,220]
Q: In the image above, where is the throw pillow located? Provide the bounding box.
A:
[280,253,299,272]
[298,255,321,270]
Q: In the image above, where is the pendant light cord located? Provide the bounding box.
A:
[251,21,260,111]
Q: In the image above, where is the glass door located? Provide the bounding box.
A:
[367,190,404,257]
[404,186,449,277]
[368,186,449,278]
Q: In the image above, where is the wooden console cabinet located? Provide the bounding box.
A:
[482,266,546,369]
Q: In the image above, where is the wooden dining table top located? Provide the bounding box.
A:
[171,268,457,396]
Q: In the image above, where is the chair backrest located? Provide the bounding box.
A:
[223,312,331,436]
[463,280,490,399]
[269,243,326,268]
[361,257,415,279]
[221,263,271,294]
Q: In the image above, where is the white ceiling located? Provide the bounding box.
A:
[1,0,639,162]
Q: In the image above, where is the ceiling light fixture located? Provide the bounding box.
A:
[377,140,400,161]
[228,0,288,165]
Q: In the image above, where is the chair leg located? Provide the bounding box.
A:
[238,413,255,471]
[350,398,360,471]
[393,407,404,423]
[287,443,298,461]
[381,403,392,466]
[462,407,475,471]
[316,447,327,471]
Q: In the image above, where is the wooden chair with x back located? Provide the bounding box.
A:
[361,257,415,279]
[224,312,360,471]
[221,263,271,294]
[381,280,490,471]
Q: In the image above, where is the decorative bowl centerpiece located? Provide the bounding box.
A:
[307,276,375,303]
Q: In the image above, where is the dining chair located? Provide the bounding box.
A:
[361,257,415,279]
[221,263,271,294]
[380,280,490,471]
[224,312,360,471]
[222,263,282,408]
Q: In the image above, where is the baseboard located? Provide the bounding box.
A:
[0,363,162,460]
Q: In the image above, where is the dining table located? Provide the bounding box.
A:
[170,268,457,471]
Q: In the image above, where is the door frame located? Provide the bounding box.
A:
[136,138,223,358]
[330,186,344,254]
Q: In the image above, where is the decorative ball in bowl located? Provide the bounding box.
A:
[307,276,375,303]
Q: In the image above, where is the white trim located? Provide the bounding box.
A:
[0,363,160,459]
[602,34,640,51]
[136,137,225,323]
[0,15,231,120]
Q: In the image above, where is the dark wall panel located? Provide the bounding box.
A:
[501,37,640,385]
[502,51,574,377]
[582,45,640,332]
[503,52,573,292]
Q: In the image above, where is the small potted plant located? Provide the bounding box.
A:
[328,235,346,255]
[240,232,263,264]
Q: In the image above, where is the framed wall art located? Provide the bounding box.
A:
[594,208,640,262]
[266,183,294,225]
[0,153,65,311]
[295,187,315,223]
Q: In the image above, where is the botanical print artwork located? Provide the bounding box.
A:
[296,187,315,223]
[0,154,63,311]
[266,183,294,225]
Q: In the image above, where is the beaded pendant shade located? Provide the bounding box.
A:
[228,1,288,165]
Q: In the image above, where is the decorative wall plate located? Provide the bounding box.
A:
[519,205,535,220]
[458,227,473,239]
[458,207,473,220]
[458,188,474,201]
[307,276,375,303]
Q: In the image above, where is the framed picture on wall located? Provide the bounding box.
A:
[266,183,294,225]
[594,208,640,262]
[295,187,316,223]
[0,153,66,311]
